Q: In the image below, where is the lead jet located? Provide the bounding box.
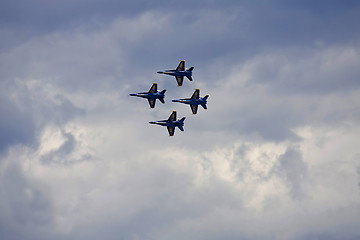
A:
[172,89,208,114]
[149,111,186,136]
[129,83,166,108]
[157,60,194,86]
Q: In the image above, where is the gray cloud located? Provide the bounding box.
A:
[0,93,35,153]
[273,146,307,199]
[241,47,360,95]
[1,1,360,240]
[0,77,84,155]
[0,161,53,240]
[1,126,360,240]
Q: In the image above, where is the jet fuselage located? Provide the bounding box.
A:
[129,91,164,99]
[172,97,207,105]
[157,70,192,79]
[149,120,184,129]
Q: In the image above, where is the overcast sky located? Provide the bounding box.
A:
[1,1,360,239]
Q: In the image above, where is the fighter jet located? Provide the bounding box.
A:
[157,60,194,86]
[149,111,186,136]
[172,89,208,114]
[129,83,166,108]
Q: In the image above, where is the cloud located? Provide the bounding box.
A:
[2,123,360,239]
[273,146,307,199]
[0,147,53,240]
[0,92,35,154]
[239,46,360,94]
[194,44,360,143]
[1,2,360,240]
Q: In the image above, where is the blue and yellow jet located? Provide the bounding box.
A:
[129,83,166,108]
[172,89,208,114]
[149,111,186,136]
[157,60,194,86]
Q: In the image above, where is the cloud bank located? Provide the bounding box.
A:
[1,1,360,239]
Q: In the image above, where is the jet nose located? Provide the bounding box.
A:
[157,71,164,74]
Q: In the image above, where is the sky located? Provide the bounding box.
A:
[1,1,360,239]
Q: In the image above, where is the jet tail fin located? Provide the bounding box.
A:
[186,67,193,81]
[201,95,208,109]
[159,97,165,104]
[160,89,166,94]
[178,117,186,131]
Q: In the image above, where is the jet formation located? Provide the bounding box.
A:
[130,60,208,136]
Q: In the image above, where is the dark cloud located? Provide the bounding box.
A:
[2,0,360,59]
[0,94,35,153]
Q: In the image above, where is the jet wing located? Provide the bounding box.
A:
[176,60,185,71]
[191,89,200,99]
[167,126,175,136]
[148,98,155,108]
[190,104,198,114]
[149,83,157,93]
[176,76,184,86]
[168,111,176,121]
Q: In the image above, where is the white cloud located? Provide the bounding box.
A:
[1,117,360,239]
[1,4,360,240]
